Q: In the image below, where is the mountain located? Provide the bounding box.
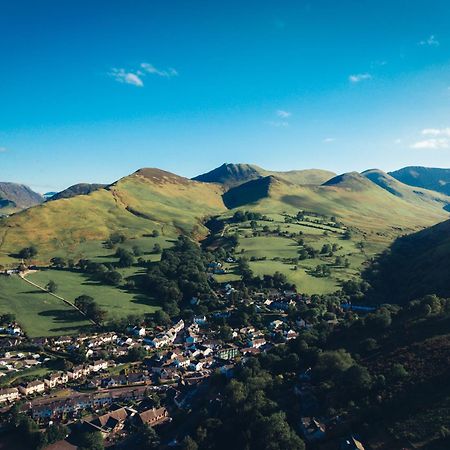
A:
[49,183,107,201]
[193,163,265,188]
[1,165,449,266]
[193,163,335,188]
[0,168,226,263]
[0,182,43,214]
[389,166,450,196]
[223,171,449,235]
[362,169,450,211]
[365,218,450,304]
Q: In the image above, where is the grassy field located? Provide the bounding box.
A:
[27,268,161,320]
[0,275,92,337]
[214,215,383,295]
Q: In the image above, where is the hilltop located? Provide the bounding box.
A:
[0,182,43,214]
[49,183,106,201]
[389,166,450,196]
[193,163,335,188]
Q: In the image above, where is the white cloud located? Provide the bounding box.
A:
[394,138,402,144]
[349,73,372,83]
[323,138,335,143]
[410,138,449,149]
[422,128,450,137]
[419,35,439,46]
[140,63,178,78]
[110,68,144,87]
[276,109,291,118]
[0,147,7,153]
[110,62,178,87]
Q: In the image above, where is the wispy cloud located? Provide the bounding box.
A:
[422,128,450,137]
[323,137,336,143]
[349,73,372,83]
[411,139,449,149]
[419,35,439,47]
[266,110,292,128]
[276,109,291,118]
[410,127,450,149]
[110,62,178,87]
[110,68,144,87]
[140,63,178,78]
[0,147,7,153]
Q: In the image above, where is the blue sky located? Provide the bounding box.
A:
[1,0,450,192]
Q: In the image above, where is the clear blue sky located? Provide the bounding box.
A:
[1,0,450,192]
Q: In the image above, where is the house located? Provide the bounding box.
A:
[189,361,204,372]
[135,407,169,427]
[216,347,240,360]
[85,407,134,435]
[128,326,146,337]
[19,380,45,396]
[68,365,90,380]
[172,356,190,369]
[193,315,207,325]
[54,336,72,346]
[247,338,266,349]
[171,319,185,334]
[89,360,108,372]
[270,320,284,330]
[284,329,298,340]
[340,436,366,450]
[299,417,326,442]
[44,372,68,389]
[0,387,19,403]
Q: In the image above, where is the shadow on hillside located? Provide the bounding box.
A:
[38,308,86,323]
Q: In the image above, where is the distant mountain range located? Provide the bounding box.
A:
[0,182,43,214]
[389,166,450,196]
[0,163,449,264]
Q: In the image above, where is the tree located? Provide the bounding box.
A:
[18,246,38,259]
[344,364,372,395]
[103,270,122,285]
[46,280,58,293]
[152,243,162,254]
[45,424,69,445]
[127,346,147,362]
[140,424,160,449]
[181,436,198,450]
[78,431,104,450]
[50,256,66,269]
[75,295,95,313]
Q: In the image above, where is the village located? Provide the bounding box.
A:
[0,273,365,449]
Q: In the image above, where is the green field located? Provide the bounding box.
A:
[27,268,161,320]
[214,216,383,294]
[0,275,92,337]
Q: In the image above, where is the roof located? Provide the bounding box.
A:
[137,407,168,425]
[92,407,130,429]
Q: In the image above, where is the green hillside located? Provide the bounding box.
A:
[362,169,450,211]
[223,172,449,237]
[0,168,226,266]
[365,218,450,304]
